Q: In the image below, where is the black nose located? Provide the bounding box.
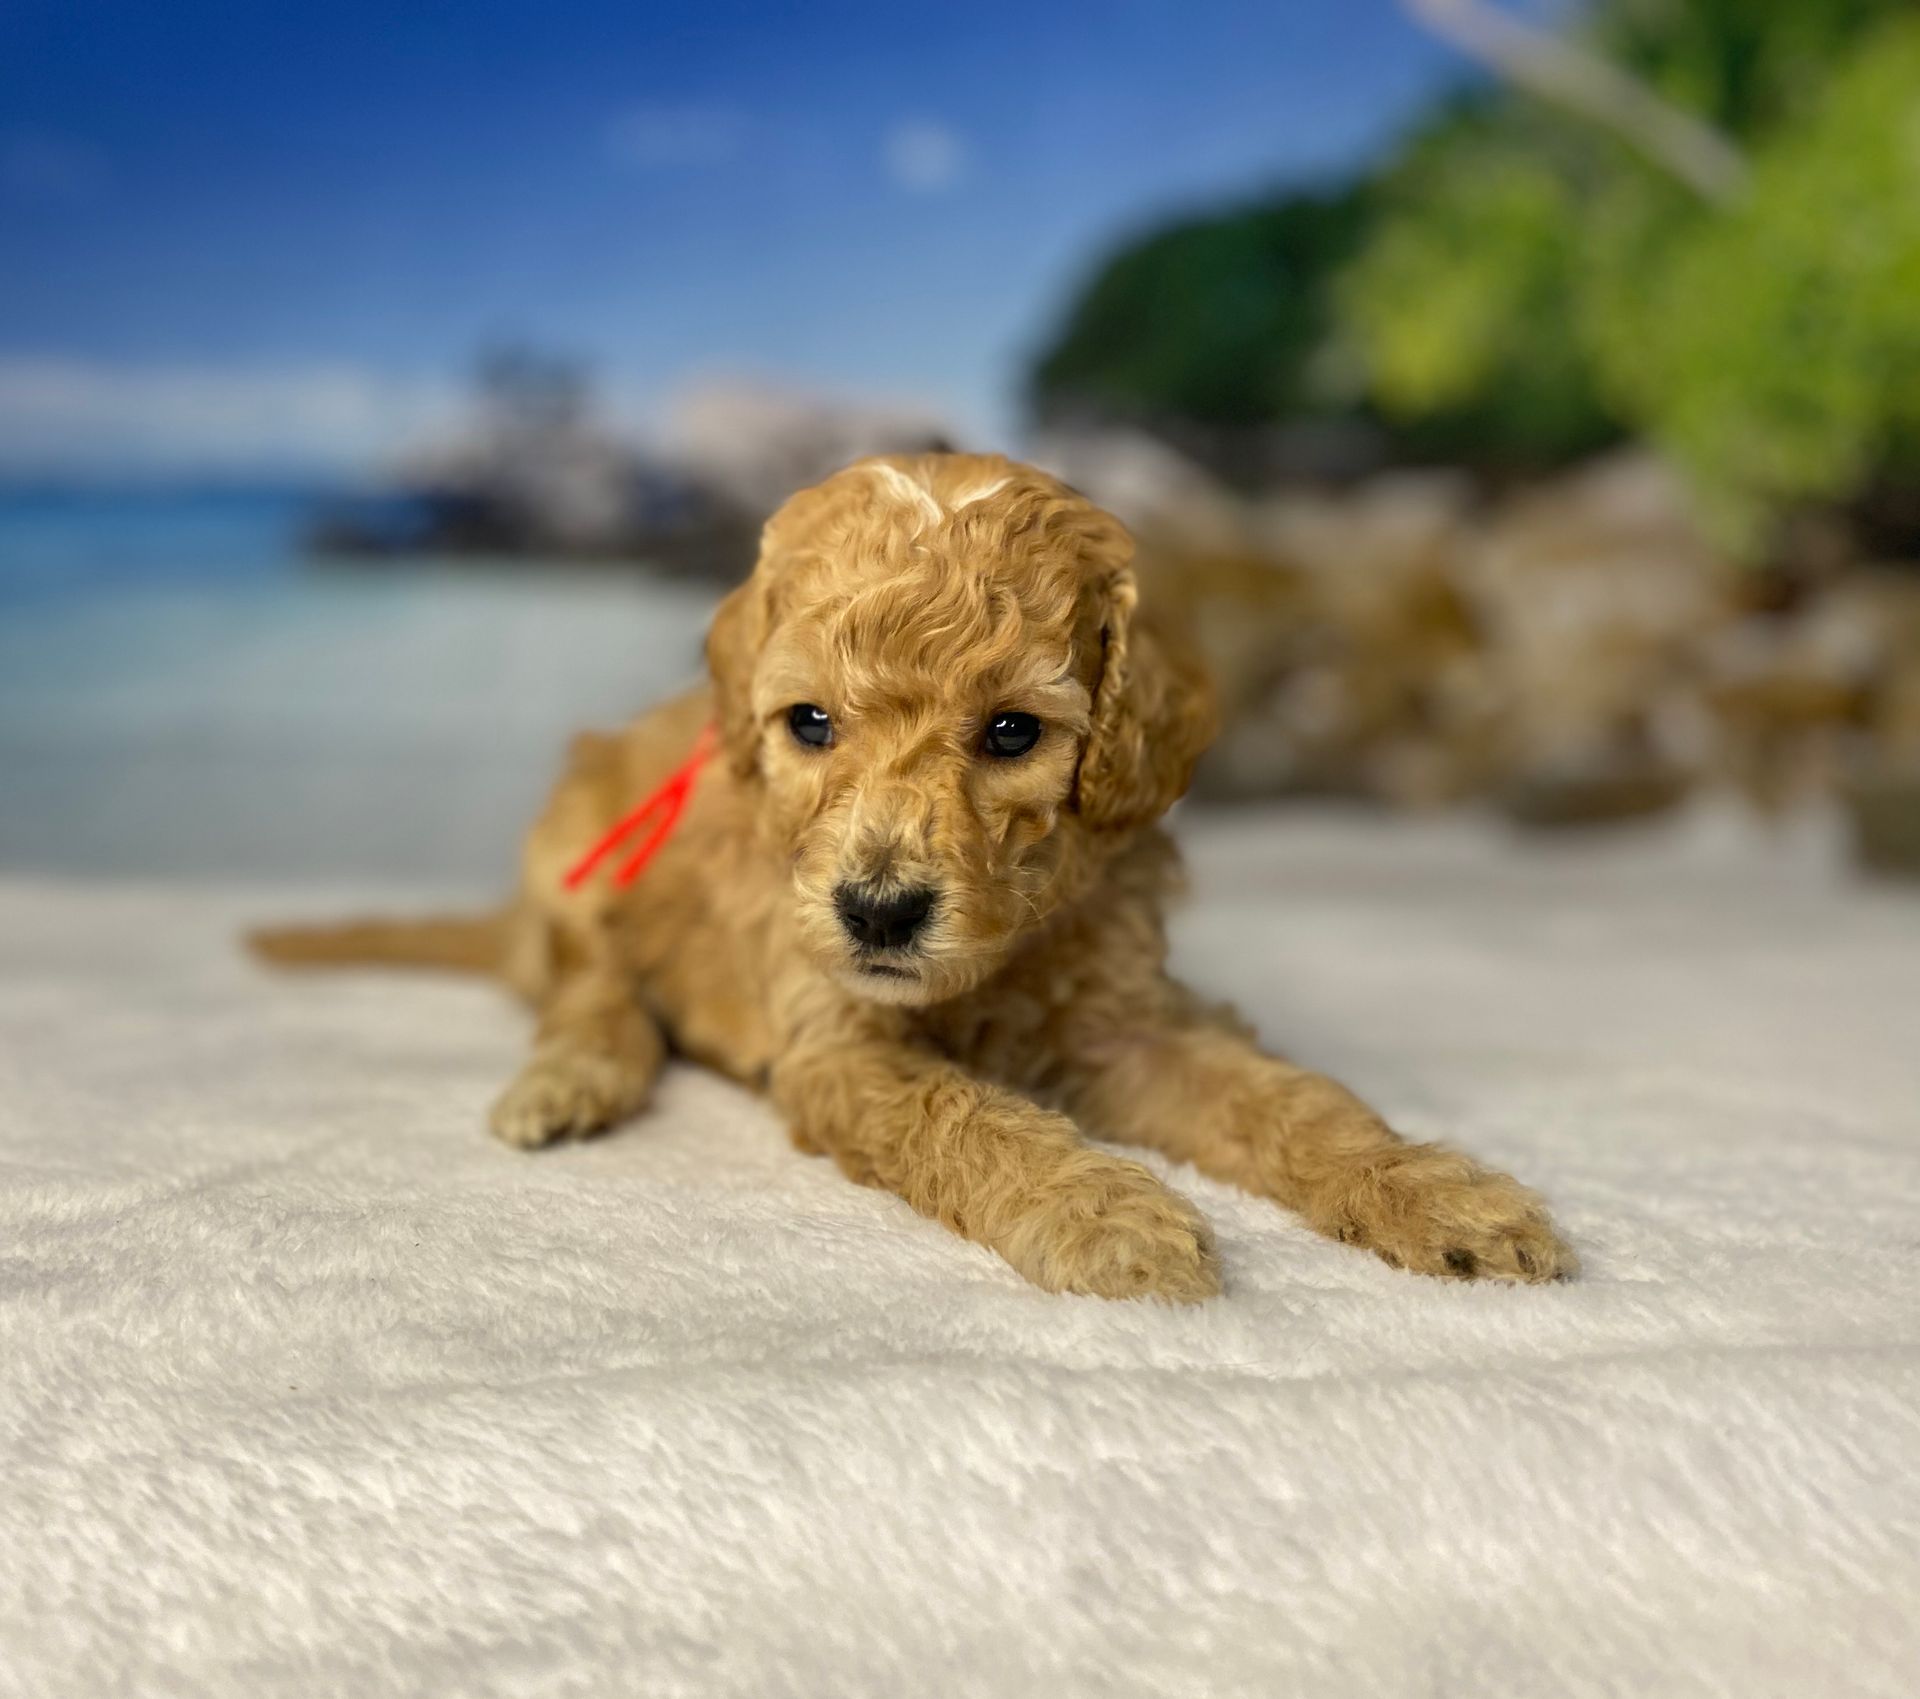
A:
[835,884,936,952]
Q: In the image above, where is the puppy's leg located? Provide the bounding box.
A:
[1062,1001,1574,1283]
[774,1041,1219,1302]
[490,964,667,1149]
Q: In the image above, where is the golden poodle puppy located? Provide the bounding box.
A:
[253,453,1574,1300]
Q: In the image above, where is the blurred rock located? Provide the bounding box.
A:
[1846,770,1920,879]
[1834,574,1920,878]
[1122,440,1920,864]
[310,361,953,578]
[1029,427,1250,554]
[1468,453,1735,826]
[664,382,953,528]
[1702,590,1878,814]
[1499,759,1694,831]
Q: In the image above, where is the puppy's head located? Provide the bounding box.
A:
[707,453,1215,1006]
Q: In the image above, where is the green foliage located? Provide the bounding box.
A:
[1597,17,1920,548]
[1027,0,1920,551]
[1335,100,1624,467]
[1028,190,1370,428]
[1307,0,1920,542]
[1596,0,1907,138]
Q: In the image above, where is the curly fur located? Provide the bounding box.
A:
[252,453,1573,1299]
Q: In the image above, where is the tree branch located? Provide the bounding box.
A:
[1402,0,1751,203]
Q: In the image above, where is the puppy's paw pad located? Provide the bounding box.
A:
[488,1056,628,1149]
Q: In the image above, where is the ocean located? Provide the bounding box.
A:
[0,483,320,605]
[0,485,719,882]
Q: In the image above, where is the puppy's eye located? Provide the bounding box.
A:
[983,711,1042,759]
[787,703,833,748]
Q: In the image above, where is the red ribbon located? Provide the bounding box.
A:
[562,723,719,891]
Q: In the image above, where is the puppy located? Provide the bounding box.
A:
[253,453,1573,1300]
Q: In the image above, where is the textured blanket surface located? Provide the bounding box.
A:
[3,813,1918,1699]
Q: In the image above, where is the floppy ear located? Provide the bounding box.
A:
[706,573,769,780]
[1074,562,1219,832]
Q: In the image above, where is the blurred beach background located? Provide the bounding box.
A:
[6,0,1920,885]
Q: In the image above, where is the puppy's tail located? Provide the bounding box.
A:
[246,909,510,977]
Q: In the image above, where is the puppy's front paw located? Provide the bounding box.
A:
[489,1052,636,1149]
[1005,1155,1221,1303]
[1324,1144,1575,1283]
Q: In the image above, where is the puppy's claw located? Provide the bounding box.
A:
[1323,1144,1576,1284]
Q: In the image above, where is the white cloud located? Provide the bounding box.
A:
[882,120,966,193]
[0,358,463,477]
[605,104,749,171]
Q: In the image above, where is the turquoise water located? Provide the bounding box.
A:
[0,484,321,605]
[0,487,719,881]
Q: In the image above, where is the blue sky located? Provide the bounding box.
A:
[0,0,1467,474]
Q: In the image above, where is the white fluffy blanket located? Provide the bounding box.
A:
[3,813,1918,1698]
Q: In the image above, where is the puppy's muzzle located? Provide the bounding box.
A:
[834,884,936,953]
